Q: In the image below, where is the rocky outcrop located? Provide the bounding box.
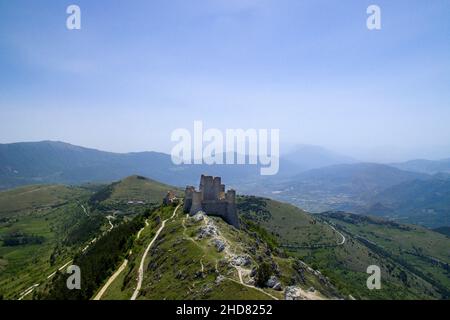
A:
[266,276,282,291]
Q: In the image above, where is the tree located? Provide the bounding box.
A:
[255,262,272,288]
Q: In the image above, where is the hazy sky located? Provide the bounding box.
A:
[1,0,449,162]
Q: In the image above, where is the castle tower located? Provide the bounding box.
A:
[190,191,203,215]
[213,177,222,200]
[200,175,215,201]
[184,175,239,229]
[183,186,195,213]
[225,189,239,228]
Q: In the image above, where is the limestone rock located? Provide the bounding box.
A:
[285,286,302,300]
[197,221,218,239]
[266,276,282,291]
[212,239,226,252]
[230,255,251,267]
[215,275,226,285]
[192,211,206,222]
[273,282,282,291]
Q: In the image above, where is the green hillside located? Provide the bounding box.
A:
[365,176,450,228]
[87,175,182,216]
[0,185,81,218]
[434,226,450,237]
[0,176,181,300]
[237,196,340,247]
[0,141,180,190]
[0,185,108,299]
[2,176,450,300]
[95,205,341,300]
[314,212,450,299]
[238,197,450,299]
[104,175,181,204]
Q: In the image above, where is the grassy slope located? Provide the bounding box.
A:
[433,226,450,237]
[238,196,449,299]
[100,205,340,300]
[0,185,80,218]
[319,212,450,298]
[237,196,340,248]
[104,175,181,205]
[0,185,92,299]
[3,176,449,300]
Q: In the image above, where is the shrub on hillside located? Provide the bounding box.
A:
[255,262,272,288]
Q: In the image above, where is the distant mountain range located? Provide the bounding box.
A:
[0,141,275,190]
[1,141,450,228]
[257,163,429,212]
[0,141,180,189]
[365,174,450,228]
[391,159,450,175]
[254,163,450,228]
[282,144,356,171]
[0,141,358,190]
[286,163,428,196]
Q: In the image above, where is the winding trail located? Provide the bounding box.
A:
[94,218,149,300]
[106,216,114,231]
[18,284,39,300]
[130,204,181,300]
[17,211,116,300]
[327,223,346,245]
[80,204,89,216]
[196,215,278,300]
[93,259,129,300]
[227,276,279,300]
[136,219,149,240]
[18,259,73,300]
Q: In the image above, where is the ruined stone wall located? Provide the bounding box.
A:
[183,186,195,213]
[190,191,203,215]
[200,175,216,201]
[184,175,239,229]
[225,190,239,228]
[201,201,228,218]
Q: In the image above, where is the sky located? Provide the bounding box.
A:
[0,0,449,162]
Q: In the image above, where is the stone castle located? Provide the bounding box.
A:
[184,175,240,229]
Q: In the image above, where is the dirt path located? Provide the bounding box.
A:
[18,284,40,300]
[194,215,279,300]
[18,259,73,300]
[327,223,346,245]
[182,214,203,249]
[17,212,117,300]
[94,217,152,300]
[226,276,279,300]
[106,216,114,231]
[200,258,205,273]
[93,259,129,300]
[80,204,89,216]
[130,204,181,300]
[136,219,149,240]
